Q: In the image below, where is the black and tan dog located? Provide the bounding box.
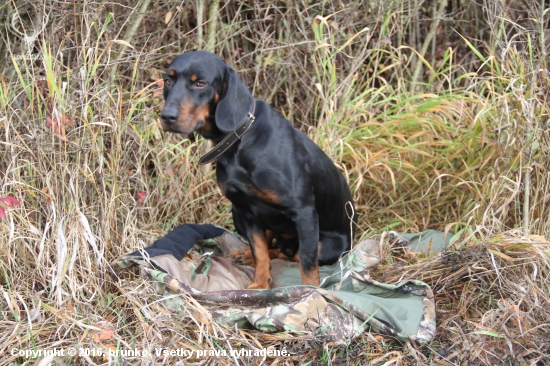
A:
[160,51,356,289]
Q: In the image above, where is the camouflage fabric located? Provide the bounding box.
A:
[116,230,436,343]
[388,229,452,253]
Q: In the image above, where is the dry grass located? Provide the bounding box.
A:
[1,0,549,364]
[378,232,550,364]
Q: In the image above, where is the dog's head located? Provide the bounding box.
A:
[160,51,252,139]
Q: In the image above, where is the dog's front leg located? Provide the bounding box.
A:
[294,207,321,287]
[245,226,273,290]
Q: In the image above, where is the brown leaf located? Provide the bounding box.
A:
[91,321,115,342]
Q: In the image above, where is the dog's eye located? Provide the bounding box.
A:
[196,81,206,87]
[164,79,171,86]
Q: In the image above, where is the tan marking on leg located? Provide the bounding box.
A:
[247,231,272,290]
[300,263,320,287]
[298,241,321,286]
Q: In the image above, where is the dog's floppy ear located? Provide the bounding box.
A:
[215,65,252,133]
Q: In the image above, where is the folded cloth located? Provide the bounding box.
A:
[116,224,437,343]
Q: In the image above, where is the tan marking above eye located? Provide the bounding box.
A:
[190,74,197,82]
[168,69,176,77]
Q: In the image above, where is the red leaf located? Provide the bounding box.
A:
[0,196,21,207]
[155,78,164,88]
[0,206,5,218]
[60,114,72,126]
[91,321,115,342]
[46,113,72,134]
[137,191,147,202]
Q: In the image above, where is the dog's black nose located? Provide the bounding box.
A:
[160,108,178,125]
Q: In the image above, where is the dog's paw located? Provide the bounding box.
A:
[247,276,272,290]
[227,247,255,266]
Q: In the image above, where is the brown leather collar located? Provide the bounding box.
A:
[198,99,256,165]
